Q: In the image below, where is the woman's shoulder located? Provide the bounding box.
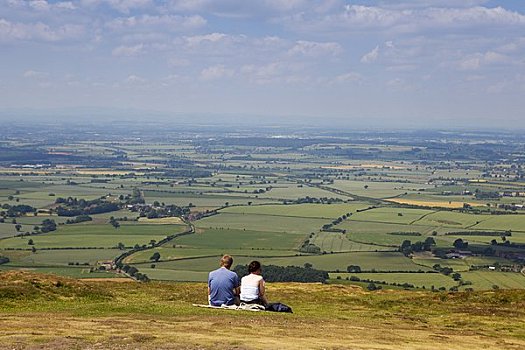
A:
[242,273,263,282]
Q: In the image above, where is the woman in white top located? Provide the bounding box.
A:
[240,260,268,306]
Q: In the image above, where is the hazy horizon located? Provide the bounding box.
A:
[1,1,525,129]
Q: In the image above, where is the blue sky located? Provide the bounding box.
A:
[1,0,525,128]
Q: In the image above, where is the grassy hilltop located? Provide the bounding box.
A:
[1,271,524,350]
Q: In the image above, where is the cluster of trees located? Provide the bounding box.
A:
[0,256,9,264]
[65,215,92,224]
[299,234,321,254]
[399,237,436,256]
[233,264,328,283]
[40,219,57,233]
[55,197,120,217]
[432,264,454,276]
[345,276,413,290]
[321,213,351,233]
[445,231,511,237]
[118,263,149,282]
[474,191,501,199]
[1,204,36,217]
[387,232,421,236]
[134,204,189,219]
[126,188,145,205]
[285,196,344,205]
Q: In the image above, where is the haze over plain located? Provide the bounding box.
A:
[1,0,525,129]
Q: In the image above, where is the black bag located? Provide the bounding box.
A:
[265,302,293,313]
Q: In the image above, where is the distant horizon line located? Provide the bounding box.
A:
[0,107,523,133]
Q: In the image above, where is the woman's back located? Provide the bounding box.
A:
[240,273,263,302]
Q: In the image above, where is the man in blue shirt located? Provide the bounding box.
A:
[208,255,240,306]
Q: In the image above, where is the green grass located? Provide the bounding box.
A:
[1,248,121,266]
[329,179,433,199]
[177,228,305,250]
[460,271,525,290]
[348,207,435,225]
[329,272,458,289]
[416,211,490,228]
[126,247,299,264]
[471,214,525,232]
[0,266,119,278]
[221,202,369,219]
[140,252,430,276]
[137,268,208,281]
[196,212,327,234]
[0,223,187,249]
[311,232,394,252]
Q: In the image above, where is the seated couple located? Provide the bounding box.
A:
[208,255,268,307]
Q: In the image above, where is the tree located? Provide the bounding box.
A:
[150,252,161,262]
[31,246,36,253]
[15,224,22,232]
[117,242,125,250]
[347,265,361,273]
[28,239,34,245]
[453,238,467,249]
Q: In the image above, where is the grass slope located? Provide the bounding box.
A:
[1,271,525,349]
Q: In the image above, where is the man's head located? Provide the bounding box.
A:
[220,255,233,269]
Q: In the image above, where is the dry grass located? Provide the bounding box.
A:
[385,198,484,208]
[1,271,525,349]
[137,217,185,225]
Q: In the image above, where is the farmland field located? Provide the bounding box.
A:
[0,125,524,292]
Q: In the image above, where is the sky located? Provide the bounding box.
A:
[1,0,525,129]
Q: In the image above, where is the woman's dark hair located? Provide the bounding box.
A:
[248,260,261,273]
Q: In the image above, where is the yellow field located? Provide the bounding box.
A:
[137,217,186,225]
[322,163,405,170]
[386,198,484,208]
[75,169,145,175]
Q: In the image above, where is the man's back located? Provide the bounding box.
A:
[208,267,240,306]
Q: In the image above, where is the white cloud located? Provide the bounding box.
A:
[23,70,48,79]
[361,46,379,63]
[0,19,84,42]
[112,43,144,56]
[333,72,362,83]
[240,62,305,85]
[458,51,512,70]
[81,0,153,13]
[284,5,525,34]
[107,15,206,31]
[184,33,232,46]
[288,40,341,57]
[125,74,146,83]
[200,65,234,80]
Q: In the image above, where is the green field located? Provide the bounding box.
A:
[221,202,369,219]
[1,249,121,266]
[329,272,458,289]
[196,212,327,234]
[177,228,304,250]
[460,271,525,290]
[0,223,188,249]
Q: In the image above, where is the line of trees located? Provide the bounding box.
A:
[233,264,328,283]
